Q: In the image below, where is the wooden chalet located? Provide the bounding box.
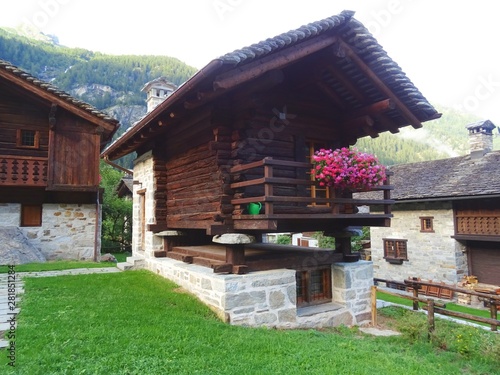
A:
[0,59,119,261]
[103,10,440,276]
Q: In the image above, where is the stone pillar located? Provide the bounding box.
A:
[332,260,373,325]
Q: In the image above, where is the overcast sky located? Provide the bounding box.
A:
[1,0,500,126]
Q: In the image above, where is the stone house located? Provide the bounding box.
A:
[0,59,119,263]
[370,120,500,286]
[102,11,440,328]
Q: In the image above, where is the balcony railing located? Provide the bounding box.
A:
[230,157,393,219]
[0,156,48,187]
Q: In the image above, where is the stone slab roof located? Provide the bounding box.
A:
[387,151,500,200]
[218,9,438,122]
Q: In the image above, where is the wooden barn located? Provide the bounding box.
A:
[0,59,119,262]
[103,10,440,328]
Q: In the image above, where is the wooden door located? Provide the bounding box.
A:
[468,242,500,285]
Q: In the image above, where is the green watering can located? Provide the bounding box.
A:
[247,202,262,215]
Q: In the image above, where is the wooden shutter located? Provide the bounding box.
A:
[21,204,42,227]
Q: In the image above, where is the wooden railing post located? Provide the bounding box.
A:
[427,299,435,340]
[371,285,378,326]
[264,163,273,215]
[490,299,498,332]
[412,284,419,311]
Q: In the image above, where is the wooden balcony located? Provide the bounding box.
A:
[230,157,394,232]
[0,156,48,187]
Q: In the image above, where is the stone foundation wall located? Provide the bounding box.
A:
[0,203,98,260]
[371,203,467,283]
[147,257,374,329]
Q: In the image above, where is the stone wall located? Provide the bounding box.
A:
[371,202,468,283]
[0,204,19,226]
[147,256,374,329]
[132,151,163,257]
[0,203,98,260]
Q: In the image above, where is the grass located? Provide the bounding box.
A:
[0,270,499,374]
[0,253,128,273]
[377,290,495,326]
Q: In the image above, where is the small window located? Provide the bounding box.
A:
[420,216,434,232]
[17,129,40,149]
[296,268,332,307]
[21,204,42,227]
[383,238,408,264]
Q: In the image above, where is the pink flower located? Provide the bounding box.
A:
[311,147,386,190]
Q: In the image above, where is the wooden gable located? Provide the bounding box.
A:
[0,59,119,191]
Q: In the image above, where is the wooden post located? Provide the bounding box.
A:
[226,244,245,265]
[371,285,377,326]
[490,299,498,332]
[427,299,435,340]
[412,285,419,311]
[330,187,340,214]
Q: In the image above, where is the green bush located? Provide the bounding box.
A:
[276,234,292,245]
[312,232,335,249]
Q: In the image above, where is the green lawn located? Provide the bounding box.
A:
[1,271,499,374]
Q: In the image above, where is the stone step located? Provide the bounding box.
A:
[126,256,145,268]
[116,262,133,271]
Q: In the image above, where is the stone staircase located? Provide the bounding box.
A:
[116,256,146,271]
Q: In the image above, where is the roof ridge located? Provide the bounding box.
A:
[219,10,355,66]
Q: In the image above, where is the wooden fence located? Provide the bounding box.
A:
[372,278,500,335]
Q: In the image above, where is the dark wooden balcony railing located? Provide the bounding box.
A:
[0,156,48,186]
[230,157,393,219]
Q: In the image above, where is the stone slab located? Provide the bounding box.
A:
[155,230,186,237]
[360,327,401,336]
[212,233,255,244]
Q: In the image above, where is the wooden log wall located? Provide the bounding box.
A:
[0,89,49,158]
[165,128,232,228]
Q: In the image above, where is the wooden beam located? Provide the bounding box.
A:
[342,115,374,129]
[185,69,285,110]
[325,65,365,102]
[316,81,346,110]
[354,99,395,117]
[213,34,338,91]
[338,39,423,129]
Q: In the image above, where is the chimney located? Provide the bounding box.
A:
[466,120,495,160]
[141,77,178,113]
